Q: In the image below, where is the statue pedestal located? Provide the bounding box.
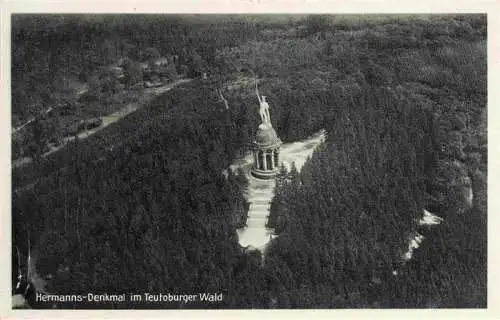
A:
[251,123,281,180]
[251,167,280,180]
[258,123,272,130]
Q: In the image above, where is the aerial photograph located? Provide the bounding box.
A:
[10,14,486,309]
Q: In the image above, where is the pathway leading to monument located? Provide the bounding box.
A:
[228,129,327,251]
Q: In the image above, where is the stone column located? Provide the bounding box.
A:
[274,148,279,169]
[269,150,274,170]
[262,150,267,170]
[259,150,266,170]
[254,152,259,170]
[270,149,275,170]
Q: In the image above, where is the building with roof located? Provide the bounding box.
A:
[251,108,282,179]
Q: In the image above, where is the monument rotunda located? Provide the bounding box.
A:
[251,95,282,179]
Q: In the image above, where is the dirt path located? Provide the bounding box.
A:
[13,107,54,134]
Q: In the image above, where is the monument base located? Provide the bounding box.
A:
[250,167,280,180]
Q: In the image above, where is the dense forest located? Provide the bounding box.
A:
[11,14,270,160]
[12,14,486,308]
[12,14,261,122]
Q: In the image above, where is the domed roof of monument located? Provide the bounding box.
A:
[254,124,280,147]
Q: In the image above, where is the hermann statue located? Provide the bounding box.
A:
[251,82,282,180]
[255,78,272,128]
[257,95,271,127]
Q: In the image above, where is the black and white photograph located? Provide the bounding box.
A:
[7,11,488,312]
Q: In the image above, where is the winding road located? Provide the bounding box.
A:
[12,79,192,169]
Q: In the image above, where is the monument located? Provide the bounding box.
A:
[251,91,282,179]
